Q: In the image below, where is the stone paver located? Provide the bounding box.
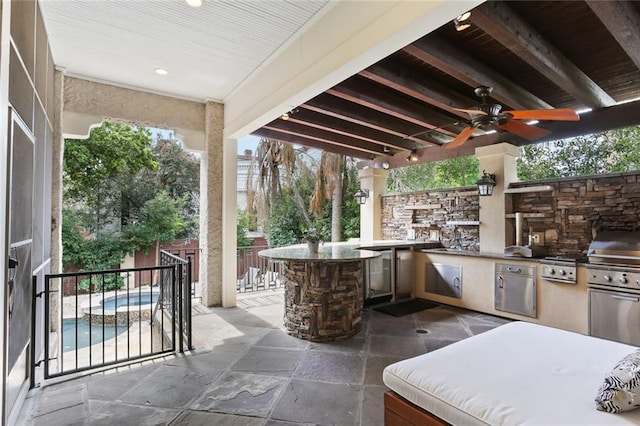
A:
[21,290,508,425]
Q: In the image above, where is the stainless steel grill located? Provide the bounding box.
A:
[587,231,640,267]
[586,231,640,346]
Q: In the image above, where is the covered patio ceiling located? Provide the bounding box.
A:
[252,0,640,168]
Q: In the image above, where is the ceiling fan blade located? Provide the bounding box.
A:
[445,126,475,149]
[499,120,551,141]
[504,108,580,121]
[451,107,488,116]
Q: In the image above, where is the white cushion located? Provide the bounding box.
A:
[384,322,640,425]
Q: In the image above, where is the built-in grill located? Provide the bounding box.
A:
[586,231,640,346]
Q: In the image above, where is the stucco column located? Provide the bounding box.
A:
[199,102,225,306]
[51,70,65,276]
[475,143,520,253]
[358,168,388,242]
[221,137,237,308]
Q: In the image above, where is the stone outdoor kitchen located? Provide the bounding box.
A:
[259,141,640,344]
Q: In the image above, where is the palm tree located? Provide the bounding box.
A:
[309,152,344,241]
[248,139,357,244]
[247,138,313,229]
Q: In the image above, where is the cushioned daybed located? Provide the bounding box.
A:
[383,322,640,425]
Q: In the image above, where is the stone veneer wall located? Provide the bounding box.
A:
[381,171,640,256]
[381,186,480,251]
[509,171,640,257]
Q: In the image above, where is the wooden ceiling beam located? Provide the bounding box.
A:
[381,100,640,168]
[405,37,552,110]
[285,109,422,151]
[328,77,462,142]
[586,0,640,71]
[251,128,372,159]
[471,2,616,108]
[263,122,387,156]
[359,63,475,119]
[533,99,640,144]
[302,94,447,146]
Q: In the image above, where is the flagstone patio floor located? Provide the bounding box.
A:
[19,289,510,425]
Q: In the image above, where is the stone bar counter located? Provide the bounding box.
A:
[259,243,380,342]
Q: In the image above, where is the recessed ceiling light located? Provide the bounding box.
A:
[186,0,202,7]
[155,68,169,76]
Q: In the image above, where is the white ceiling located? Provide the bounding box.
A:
[39,0,329,102]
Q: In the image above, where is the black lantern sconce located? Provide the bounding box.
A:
[354,188,370,205]
[476,170,496,196]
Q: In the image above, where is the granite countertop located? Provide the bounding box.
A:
[357,240,443,250]
[259,243,380,262]
[421,248,558,263]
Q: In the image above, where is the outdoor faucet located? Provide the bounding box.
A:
[451,226,463,250]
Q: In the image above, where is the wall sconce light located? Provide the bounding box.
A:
[476,170,496,196]
[354,188,370,205]
[406,150,419,162]
[453,11,472,32]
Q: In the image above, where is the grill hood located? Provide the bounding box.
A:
[587,231,640,266]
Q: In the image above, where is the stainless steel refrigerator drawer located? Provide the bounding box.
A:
[589,288,640,346]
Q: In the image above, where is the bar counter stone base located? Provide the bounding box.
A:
[283,259,363,342]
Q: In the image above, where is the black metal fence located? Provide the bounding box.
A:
[33,252,193,381]
[159,250,193,352]
[237,245,284,293]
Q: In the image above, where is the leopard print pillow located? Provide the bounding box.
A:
[596,350,640,413]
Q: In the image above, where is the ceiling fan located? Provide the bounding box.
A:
[445,86,580,149]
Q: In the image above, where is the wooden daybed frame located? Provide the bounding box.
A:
[384,390,448,426]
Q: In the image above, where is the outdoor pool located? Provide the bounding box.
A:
[62,319,129,352]
[100,292,159,311]
[82,290,160,325]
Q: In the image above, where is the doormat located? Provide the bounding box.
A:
[374,299,440,317]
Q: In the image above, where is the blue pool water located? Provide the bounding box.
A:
[100,292,159,311]
[62,319,129,352]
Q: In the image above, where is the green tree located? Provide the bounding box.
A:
[123,191,186,261]
[237,209,254,247]
[249,138,362,245]
[518,126,640,180]
[386,156,479,192]
[64,122,158,223]
[63,124,199,270]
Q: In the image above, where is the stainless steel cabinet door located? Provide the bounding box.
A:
[495,264,536,318]
[395,249,413,301]
[590,289,640,346]
[425,263,462,299]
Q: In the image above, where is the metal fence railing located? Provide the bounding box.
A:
[33,253,193,382]
[237,245,284,293]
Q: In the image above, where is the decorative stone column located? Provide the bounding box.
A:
[475,143,520,253]
[283,260,364,342]
[358,168,388,242]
